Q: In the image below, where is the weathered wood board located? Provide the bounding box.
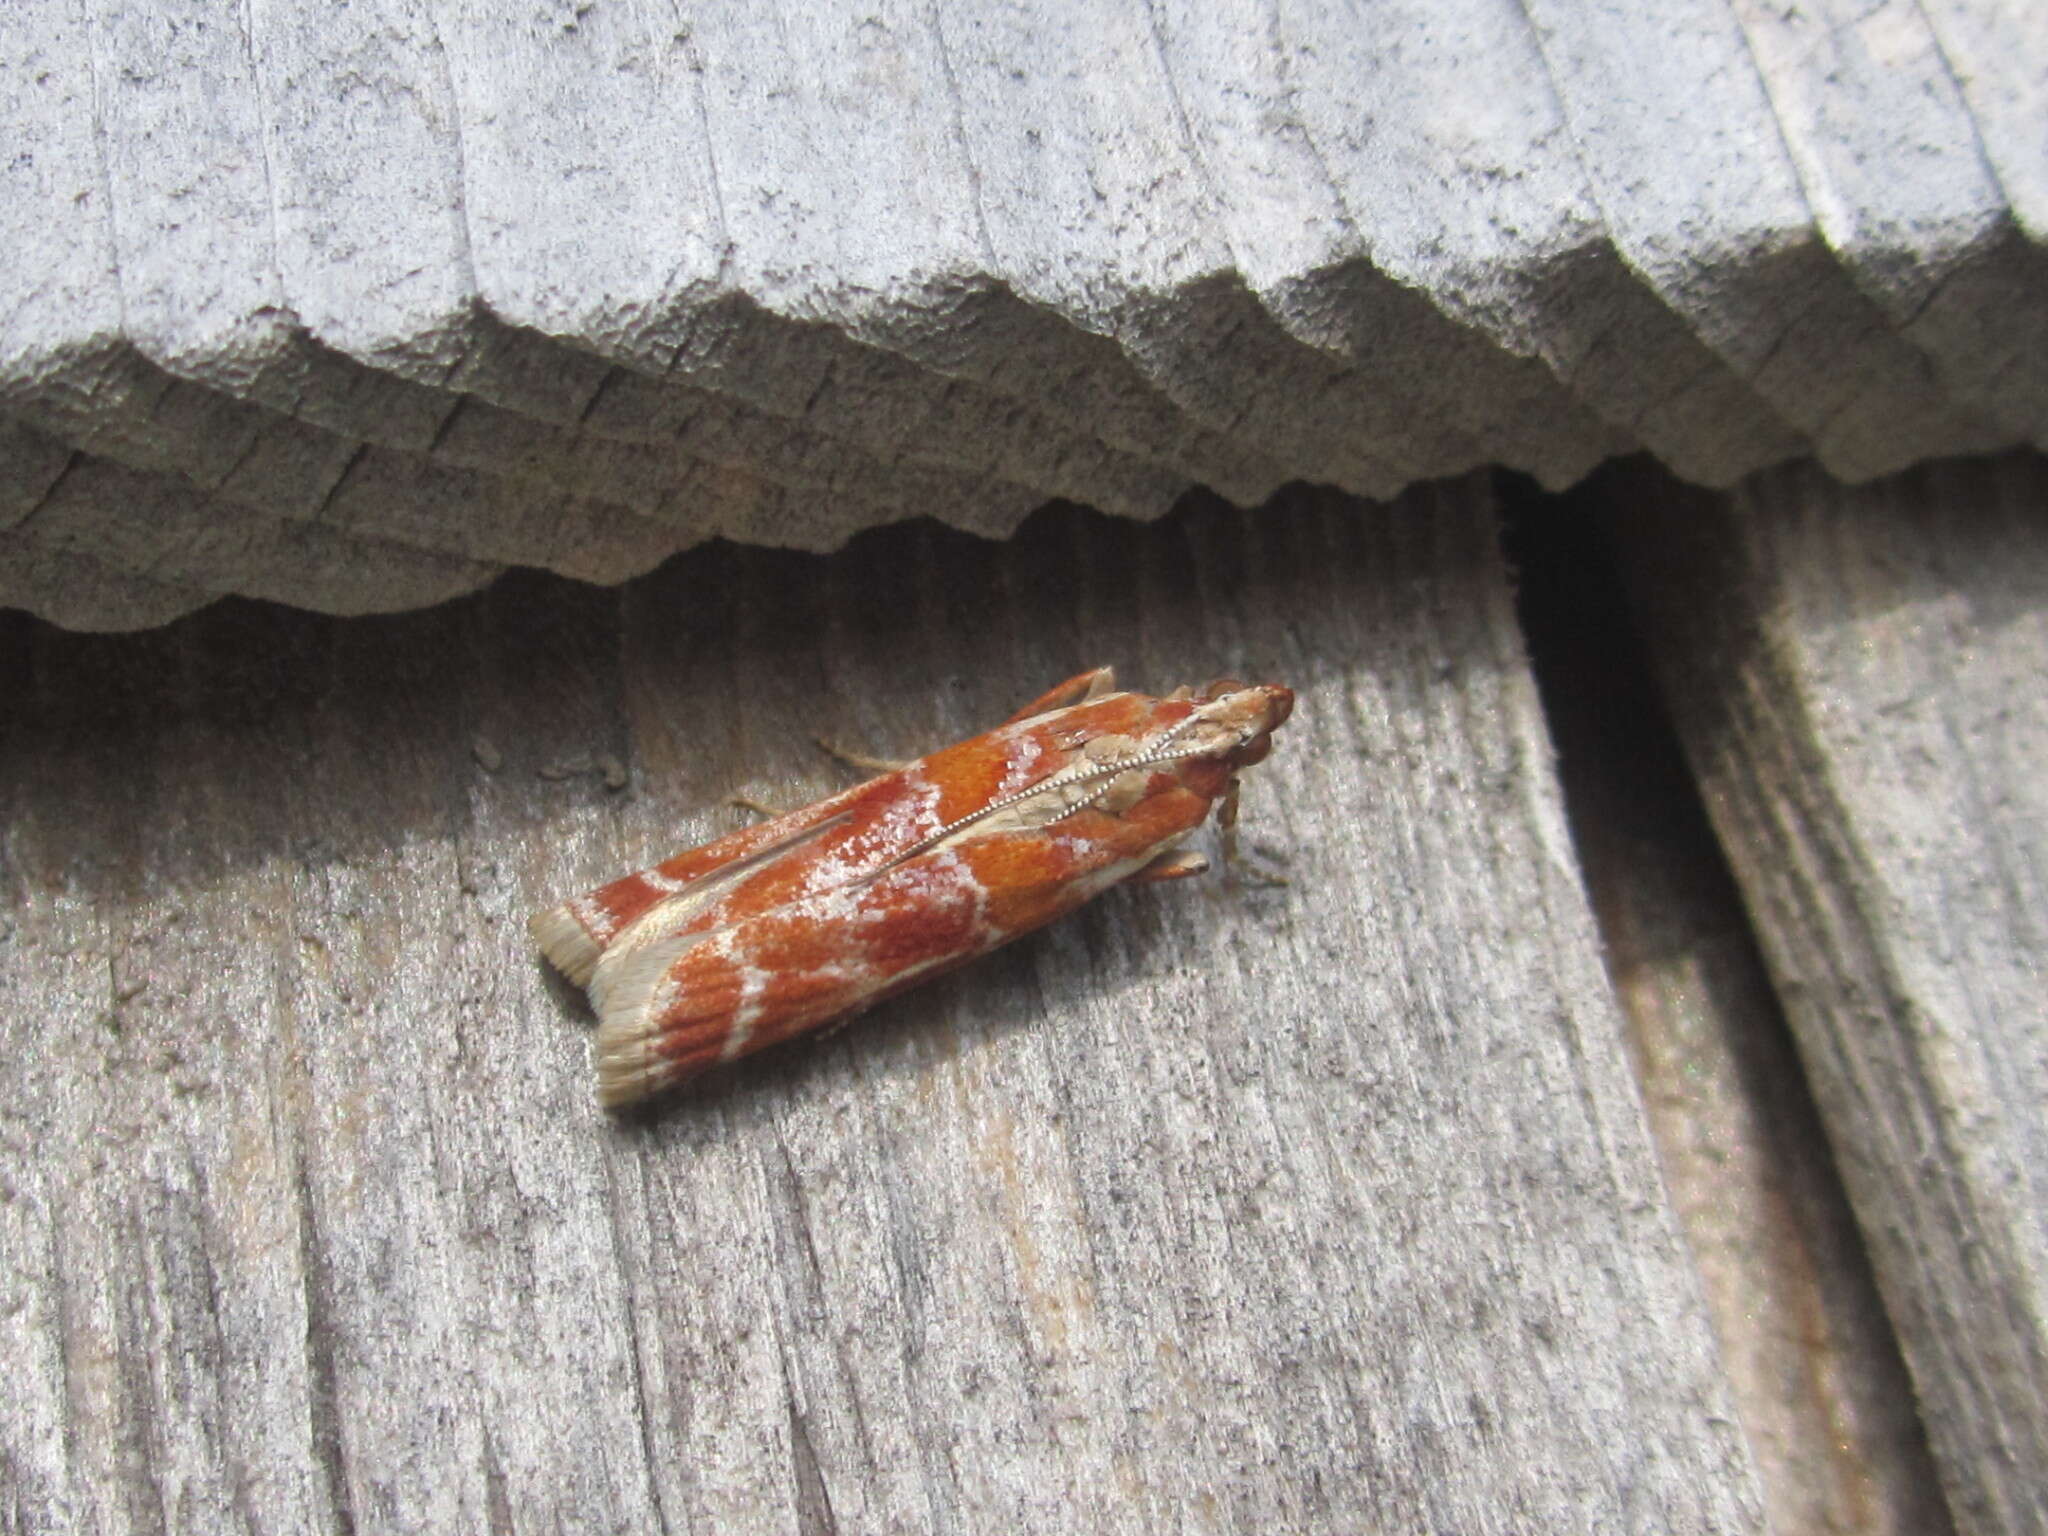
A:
[1606,452,2048,1536]
[6,1,2046,628]
[0,482,1766,1532]
[1508,492,1954,1536]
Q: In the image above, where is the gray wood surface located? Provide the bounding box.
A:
[0,482,1766,1532]
[1511,499,1954,1536]
[1608,452,2048,1536]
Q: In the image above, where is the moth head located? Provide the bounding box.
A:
[1181,680,1294,767]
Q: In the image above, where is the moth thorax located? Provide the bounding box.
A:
[936,768,1126,849]
[1082,732,1143,764]
[1092,768,1152,815]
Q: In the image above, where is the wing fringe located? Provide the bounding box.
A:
[592,928,711,1108]
[528,904,604,987]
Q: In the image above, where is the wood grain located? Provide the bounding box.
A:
[10,3,2048,628]
[1607,452,2048,1536]
[0,482,1764,1532]
[1510,490,1954,1536]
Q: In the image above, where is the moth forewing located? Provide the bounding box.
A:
[1002,665,1119,724]
[580,812,856,1003]
[532,670,1295,1107]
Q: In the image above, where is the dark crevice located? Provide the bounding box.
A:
[291,1157,358,1536]
[1496,463,1956,1536]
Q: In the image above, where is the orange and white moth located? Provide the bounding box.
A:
[530,667,1294,1107]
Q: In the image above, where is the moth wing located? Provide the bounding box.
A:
[601,811,859,974]
[528,907,612,990]
[588,922,735,1105]
[530,809,854,986]
[592,855,986,1107]
[1128,848,1209,883]
[592,913,881,1108]
[1002,666,1117,724]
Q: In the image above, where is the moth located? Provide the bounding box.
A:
[530,666,1294,1107]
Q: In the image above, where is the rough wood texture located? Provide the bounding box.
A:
[1606,452,2048,1536]
[1509,495,1955,1536]
[4,0,2045,628]
[0,484,1767,1532]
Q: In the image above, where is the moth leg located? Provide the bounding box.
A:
[1130,849,1210,884]
[1002,666,1117,725]
[728,793,788,820]
[813,737,911,775]
[1218,779,1290,887]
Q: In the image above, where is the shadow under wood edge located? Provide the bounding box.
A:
[0,484,1403,904]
